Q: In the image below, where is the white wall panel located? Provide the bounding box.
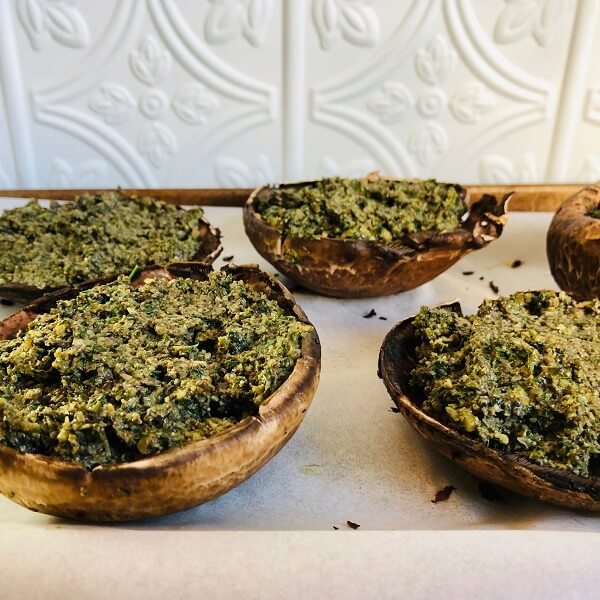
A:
[0,0,598,187]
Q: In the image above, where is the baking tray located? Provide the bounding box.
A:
[0,186,597,598]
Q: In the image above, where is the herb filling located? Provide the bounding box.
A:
[0,192,206,289]
[256,177,466,242]
[587,207,600,219]
[411,291,600,476]
[0,272,312,468]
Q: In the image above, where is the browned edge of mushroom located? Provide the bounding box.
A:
[0,205,223,304]
[377,301,600,511]
[243,179,511,298]
[0,263,321,522]
[547,184,600,300]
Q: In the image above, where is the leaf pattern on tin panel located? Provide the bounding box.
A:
[49,158,109,187]
[494,0,563,47]
[407,123,447,167]
[244,0,275,46]
[339,0,380,47]
[214,154,273,187]
[138,123,178,168]
[89,83,136,125]
[313,0,380,50]
[204,0,274,46]
[415,35,457,85]
[18,0,90,51]
[129,35,172,86]
[449,83,496,124]
[579,156,600,182]
[584,86,600,125]
[367,82,414,124]
[319,156,377,178]
[172,84,220,125]
[478,153,537,183]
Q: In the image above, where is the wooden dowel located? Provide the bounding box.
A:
[0,188,253,207]
[0,183,586,211]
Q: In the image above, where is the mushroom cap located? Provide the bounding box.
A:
[0,263,321,521]
[244,181,509,298]
[378,302,600,511]
[547,185,600,300]
[0,212,222,304]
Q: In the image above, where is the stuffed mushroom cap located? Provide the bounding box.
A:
[378,300,600,511]
[0,263,320,521]
[244,176,509,298]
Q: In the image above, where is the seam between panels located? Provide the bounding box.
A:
[0,2,37,186]
[282,0,307,181]
[545,0,600,182]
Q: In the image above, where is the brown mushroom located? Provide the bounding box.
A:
[547,185,600,300]
[0,263,321,521]
[378,302,600,511]
[0,207,222,305]
[244,180,510,298]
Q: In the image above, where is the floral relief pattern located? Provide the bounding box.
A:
[415,35,457,86]
[172,84,220,125]
[129,35,172,86]
[478,153,537,184]
[449,83,496,124]
[494,0,563,47]
[366,82,414,124]
[365,35,496,168]
[578,156,600,181]
[88,36,220,169]
[319,156,377,177]
[214,154,273,187]
[49,158,109,187]
[584,85,600,125]
[88,83,136,125]
[204,0,274,47]
[18,0,90,50]
[312,0,380,51]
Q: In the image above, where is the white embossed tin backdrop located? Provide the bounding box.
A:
[0,0,598,188]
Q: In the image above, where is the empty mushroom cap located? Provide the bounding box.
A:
[378,302,600,511]
[0,263,321,521]
[244,180,509,298]
[547,185,600,301]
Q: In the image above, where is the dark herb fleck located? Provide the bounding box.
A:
[390,406,400,413]
[332,526,339,530]
[222,255,234,262]
[432,485,456,503]
[379,316,387,321]
[363,309,377,319]
[346,520,360,529]
[510,260,523,269]
[462,271,474,276]
[478,481,506,503]
[479,276,484,281]
[489,281,499,294]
